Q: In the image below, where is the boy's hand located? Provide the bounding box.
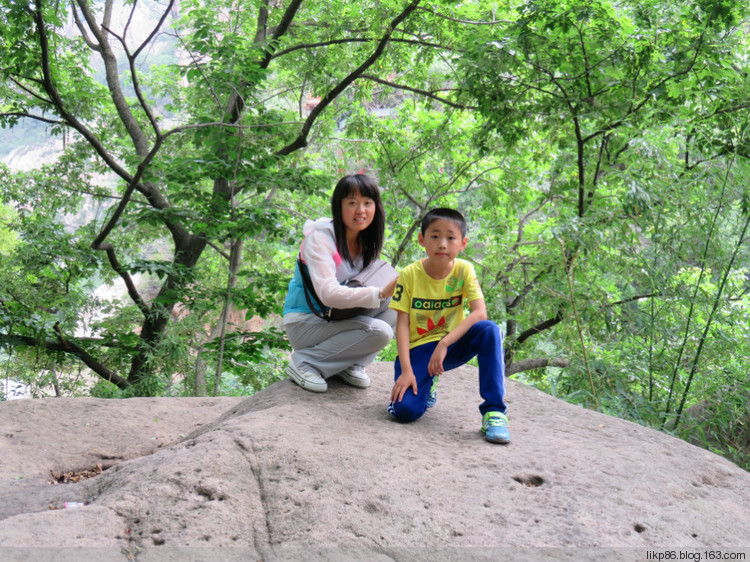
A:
[391,371,418,403]
[428,341,448,377]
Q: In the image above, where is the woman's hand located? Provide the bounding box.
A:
[380,275,399,299]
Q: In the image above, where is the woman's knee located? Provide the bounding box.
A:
[377,308,397,330]
[367,318,393,349]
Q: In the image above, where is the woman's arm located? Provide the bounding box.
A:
[303,229,380,309]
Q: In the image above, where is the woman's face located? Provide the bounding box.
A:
[340,190,376,235]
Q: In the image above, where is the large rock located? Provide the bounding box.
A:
[1,363,749,561]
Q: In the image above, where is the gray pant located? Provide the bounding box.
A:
[284,308,397,378]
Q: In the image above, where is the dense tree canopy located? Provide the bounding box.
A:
[1,0,750,469]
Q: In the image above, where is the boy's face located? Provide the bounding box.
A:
[418,218,467,263]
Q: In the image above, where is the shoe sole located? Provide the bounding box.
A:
[337,372,370,389]
[286,365,327,393]
[484,433,511,444]
[482,427,511,444]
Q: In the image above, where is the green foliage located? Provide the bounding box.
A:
[0,202,17,253]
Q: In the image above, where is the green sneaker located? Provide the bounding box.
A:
[426,376,439,408]
[482,412,510,444]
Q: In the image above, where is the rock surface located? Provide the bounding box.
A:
[1,362,749,561]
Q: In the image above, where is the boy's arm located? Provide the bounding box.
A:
[390,310,418,403]
[427,298,488,376]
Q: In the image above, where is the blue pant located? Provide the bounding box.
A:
[389,320,507,422]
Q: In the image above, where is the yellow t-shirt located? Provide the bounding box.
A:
[390,258,484,348]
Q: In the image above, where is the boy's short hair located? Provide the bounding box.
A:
[420,207,467,237]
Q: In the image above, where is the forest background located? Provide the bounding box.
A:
[1,0,749,471]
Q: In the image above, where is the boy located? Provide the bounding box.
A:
[387,208,510,444]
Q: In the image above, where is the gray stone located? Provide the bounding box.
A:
[1,363,749,561]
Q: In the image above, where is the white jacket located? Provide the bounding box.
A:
[282,218,380,320]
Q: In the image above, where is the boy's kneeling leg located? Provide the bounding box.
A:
[388,390,427,423]
[388,344,434,422]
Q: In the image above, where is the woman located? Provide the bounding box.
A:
[282,174,399,393]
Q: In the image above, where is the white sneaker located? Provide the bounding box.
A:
[337,365,370,389]
[286,363,327,393]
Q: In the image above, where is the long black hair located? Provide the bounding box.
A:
[330,174,385,268]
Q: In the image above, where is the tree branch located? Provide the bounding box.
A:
[275,0,424,156]
[507,357,570,376]
[360,73,475,110]
[604,292,661,308]
[132,0,174,61]
[254,0,269,44]
[513,309,565,347]
[6,74,53,104]
[33,3,137,185]
[506,263,555,312]
[91,135,165,250]
[272,36,455,59]
[581,27,710,146]
[0,332,133,351]
[415,5,512,25]
[259,0,305,68]
[103,21,164,137]
[70,1,100,51]
[99,244,152,318]
[0,111,63,126]
[272,37,372,58]
[51,323,130,389]
[74,0,150,156]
